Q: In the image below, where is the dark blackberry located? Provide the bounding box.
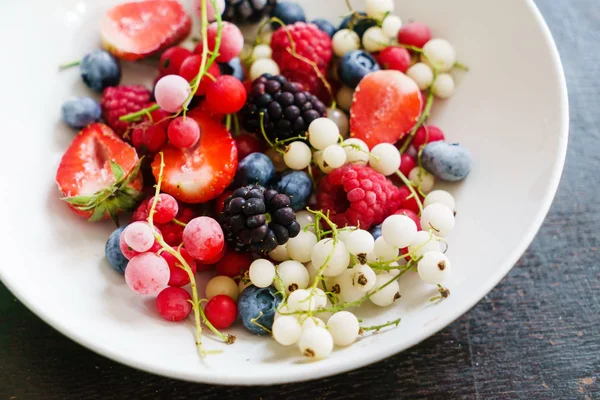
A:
[220,185,300,253]
[223,0,277,24]
[241,74,327,143]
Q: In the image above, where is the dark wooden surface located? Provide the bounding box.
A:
[2,0,599,399]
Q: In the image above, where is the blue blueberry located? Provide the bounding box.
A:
[219,57,244,81]
[270,2,306,29]
[311,18,336,38]
[338,12,378,39]
[105,226,128,274]
[61,97,102,129]
[369,224,382,240]
[234,152,276,187]
[275,171,312,211]
[339,50,380,88]
[421,142,473,181]
[80,49,122,92]
[238,285,282,335]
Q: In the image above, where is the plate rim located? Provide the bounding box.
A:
[0,0,569,385]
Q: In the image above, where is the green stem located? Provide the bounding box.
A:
[259,112,275,147]
[225,114,232,131]
[119,104,160,123]
[394,170,424,214]
[454,61,469,71]
[58,60,81,70]
[172,218,187,227]
[360,317,401,333]
[232,113,240,136]
[399,87,435,154]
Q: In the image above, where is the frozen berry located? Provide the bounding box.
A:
[179,55,222,96]
[154,74,191,113]
[397,22,432,48]
[61,97,102,129]
[159,46,193,76]
[182,216,225,262]
[156,287,192,321]
[377,47,411,73]
[195,21,244,63]
[147,193,178,224]
[80,50,122,92]
[167,116,200,149]
[161,248,197,287]
[338,50,380,89]
[125,253,170,296]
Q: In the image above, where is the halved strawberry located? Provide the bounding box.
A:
[56,124,144,223]
[101,0,192,61]
[350,70,422,148]
[152,110,237,204]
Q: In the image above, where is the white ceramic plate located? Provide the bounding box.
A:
[0,0,567,385]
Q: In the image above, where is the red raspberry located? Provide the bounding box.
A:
[316,165,402,230]
[101,85,151,136]
[271,22,332,97]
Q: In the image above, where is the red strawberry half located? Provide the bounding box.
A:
[151,110,237,204]
[101,0,192,61]
[56,124,144,223]
[350,70,422,148]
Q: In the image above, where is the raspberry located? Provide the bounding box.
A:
[101,85,151,136]
[316,164,403,230]
[271,22,332,98]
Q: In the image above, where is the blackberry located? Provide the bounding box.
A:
[241,74,327,143]
[220,185,301,253]
[223,0,277,24]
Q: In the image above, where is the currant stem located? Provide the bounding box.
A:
[58,60,81,70]
[120,104,160,123]
[360,317,401,333]
[394,170,424,214]
[172,218,187,227]
[399,84,436,154]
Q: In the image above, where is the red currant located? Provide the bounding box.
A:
[161,248,197,287]
[119,233,162,260]
[203,294,237,329]
[147,193,179,224]
[197,244,226,270]
[394,208,421,230]
[159,46,194,76]
[178,55,221,96]
[399,154,416,177]
[377,47,411,73]
[147,105,172,130]
[413,125,445,149]
[397,185,424,215]
[168,117,201,149]
[156,287,192,321]
[132,124,167,154]
[206,75,247,115]
[235,133,261,161]
[131,198,151,222]
[397,22,432,48]
[194,22,244,63]
[182,216,224,262]
[215,248,253,278]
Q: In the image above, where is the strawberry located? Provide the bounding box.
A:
[56,124,144,223]
[350,70,422,148]
[101,0,192,61]
[152,110,237,204]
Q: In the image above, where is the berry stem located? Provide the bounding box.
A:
[398,79,436,154]
[225,114,232,131]
[453,61,469,71]
[360,317,401,333]
[58,60,81,70]
[232,113,240,136]
[259,112,275,147]
[394,170,424,214]
[120,104,160,123]
[172,218,187,227]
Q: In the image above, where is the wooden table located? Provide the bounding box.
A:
[1,0,598,398]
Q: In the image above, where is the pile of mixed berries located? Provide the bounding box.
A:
[57,0,472,361]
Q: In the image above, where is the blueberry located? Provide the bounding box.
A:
[421,142,473,181]
[61,97,102,129]
[80,50,121,92]
[235,152,276,187]
[105,226,128,274]
[270,2,306,29]
[311,18,336,38]
[339,50,380,89]
[275,171,312,211]
[219,57,244,81]
[370,224,382,240]
[338,12,378,39]
[237,285,282,335]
